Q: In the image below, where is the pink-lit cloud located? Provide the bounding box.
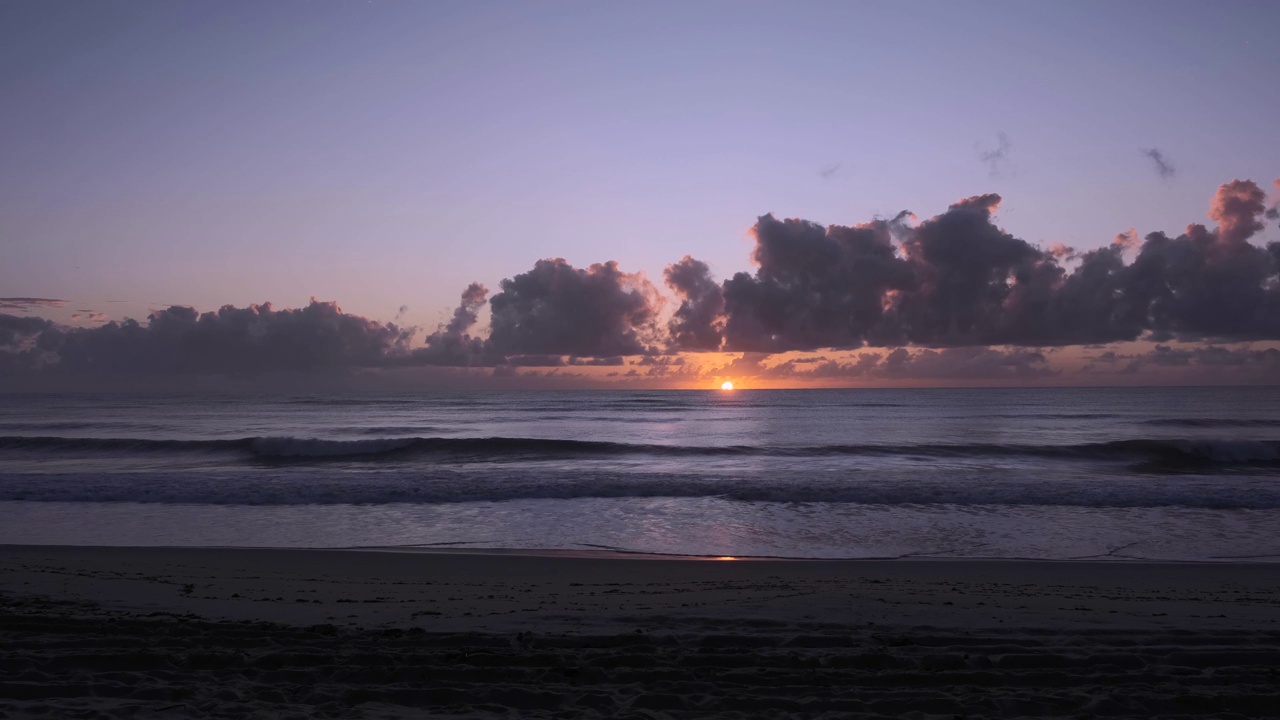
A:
[0,297,66,310]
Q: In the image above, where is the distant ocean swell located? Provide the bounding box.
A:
[2,435,1280,469]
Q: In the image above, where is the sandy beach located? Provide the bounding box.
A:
[1,546,1278,718]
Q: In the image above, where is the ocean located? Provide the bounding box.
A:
[1,386,1278,560]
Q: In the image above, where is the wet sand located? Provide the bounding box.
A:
[2,545,1279,718]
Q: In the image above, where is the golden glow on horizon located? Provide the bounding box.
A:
[715,556,738,561]
[721,381,734,391]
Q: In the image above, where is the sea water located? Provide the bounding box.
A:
[2,387,1278,560]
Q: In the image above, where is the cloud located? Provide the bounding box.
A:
[670,177,1280,353]
[0,315,58,374]
[664,255,725,351]
[414,282,490,366]
[3,300,415,377]
[1142,148,1176,179]
[977,132,1010,177]
[1208,178,1267,246]
[720,346,1054,383]
[818,163,841,180]
[0,314,55,342]
[1128,179,1277,340]
[713,211,912,352]
[0,297,66,310]
[569,355,625,366]
[7,177,1280,387]
[1113,344,1280,381]
[502,355,567,367]
[485,258,661,357]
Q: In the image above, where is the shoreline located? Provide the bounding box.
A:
[6,541,1280,564]
[4,544,1278,631]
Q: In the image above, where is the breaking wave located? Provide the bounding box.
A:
[0,468,1277,508]
[2,435,1280,480]
[2,434,1280,468]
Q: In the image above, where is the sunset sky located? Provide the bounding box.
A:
[3,0,1280,389]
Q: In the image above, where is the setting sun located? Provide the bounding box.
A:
[721,381,734,391]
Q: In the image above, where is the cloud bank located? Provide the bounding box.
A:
[4,178,1279,385]
[667,178,1280,352]
[2,300,413,377]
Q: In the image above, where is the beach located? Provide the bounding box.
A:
[3,545,1279,718]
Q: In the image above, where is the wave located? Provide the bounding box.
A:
[1144,418,1280,428]
[2,434,1280,468]
[1,469,1277,508]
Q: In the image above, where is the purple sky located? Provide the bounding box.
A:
[3,0,1279,388]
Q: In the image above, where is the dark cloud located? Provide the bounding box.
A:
[977,132,1010,177]
[664,255,725,351]
[490,354,627,368]
[670,177,1280,353]
[3,300,415,377]
[7,177,1279,387]
[0,314,55,344]
[503,355,566,367]
[635,354,684,366]
[0,297,66,310]
[878,347,1052,380]
[819,163,841,180]
[1142,148,1176,179]
[568,355,625,366]
[713,211,912,352]
[414,282,490,366]
[0,315,57,373]
[1114,344,1280,380]
[0,317,53,375]
[1129,179,1277,341]
[485,258,660,357]
[896,193,1056,345]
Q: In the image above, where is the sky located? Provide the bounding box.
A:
[2,0,1280,389]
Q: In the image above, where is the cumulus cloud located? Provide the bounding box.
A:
[669,177,1280,353]
[2,255,665,380]
[664,255,725,351]
[713,211,912,352]
[1142,148,1176,179]
[0,297,66,310]
[1130,179,1277,340]
[485,258,661,358]
[3,300,414,377]
[415,282,490,366]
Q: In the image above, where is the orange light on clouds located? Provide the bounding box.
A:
[715,556,738,561]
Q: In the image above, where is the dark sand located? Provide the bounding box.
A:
[2,545,1279,718]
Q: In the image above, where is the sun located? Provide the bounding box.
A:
[721,381,734,391]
